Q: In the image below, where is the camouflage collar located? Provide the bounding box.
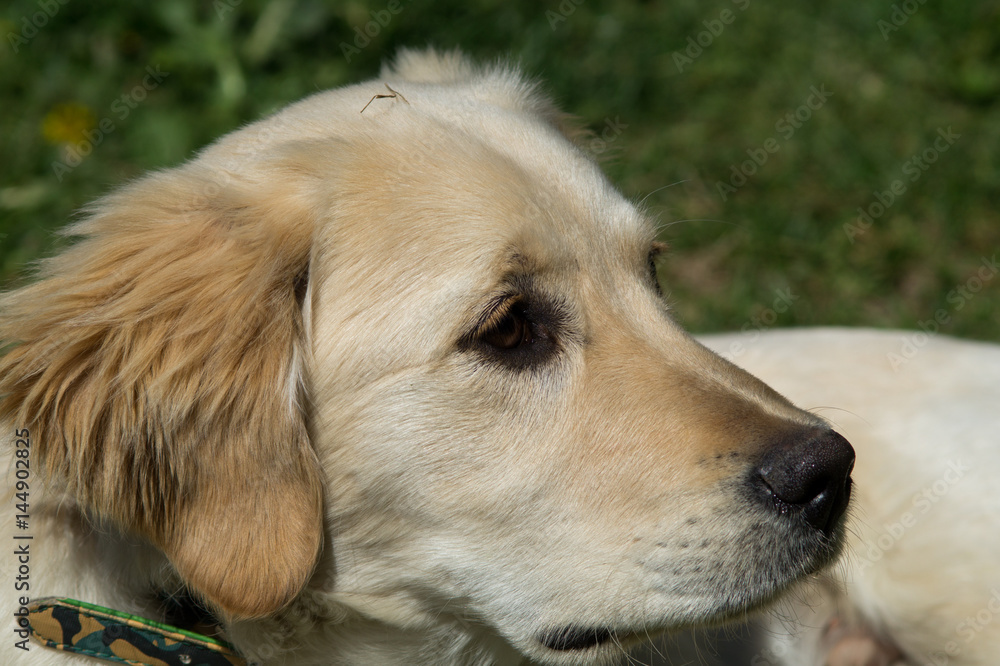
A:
[26,597,247,666]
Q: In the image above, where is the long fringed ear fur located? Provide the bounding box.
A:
[0,161,324,618]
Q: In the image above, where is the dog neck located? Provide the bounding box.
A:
[24,507,517,665]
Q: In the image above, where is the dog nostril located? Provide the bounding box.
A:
[755,429,855,534]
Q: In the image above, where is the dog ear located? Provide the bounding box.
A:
[0,162,323,618]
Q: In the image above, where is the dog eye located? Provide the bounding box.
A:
[461,296,559,369]
[481,306,534,350]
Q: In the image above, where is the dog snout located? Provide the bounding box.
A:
[753,429,855,534]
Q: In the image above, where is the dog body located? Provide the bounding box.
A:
[9,48,989,666]
[703,329,1000,665]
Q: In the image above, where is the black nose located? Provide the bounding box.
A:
[754,428,855,534]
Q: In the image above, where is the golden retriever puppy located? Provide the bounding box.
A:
[0,49,857,665]
[703,330,1000,666]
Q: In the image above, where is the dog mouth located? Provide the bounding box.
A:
[538,625,614,651]
[537,625,647,651]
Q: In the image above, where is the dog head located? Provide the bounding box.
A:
[0,49,853,664]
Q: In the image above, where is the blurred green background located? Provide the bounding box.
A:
[2,0,999,340]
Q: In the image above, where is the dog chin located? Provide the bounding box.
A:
[517,511,849,664]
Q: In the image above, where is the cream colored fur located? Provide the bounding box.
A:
[702,330,1000,666]
[0,48,992,666]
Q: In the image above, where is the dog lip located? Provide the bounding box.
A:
[537,625,655,652]
[537,625,615,651]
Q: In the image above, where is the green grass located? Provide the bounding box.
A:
[3,0,999,340]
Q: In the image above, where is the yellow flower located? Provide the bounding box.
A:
[42,102,97,146]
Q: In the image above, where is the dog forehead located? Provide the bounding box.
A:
[330,101,651,271]
[198,66,652,248]
[202,73,654,320]
[199,74,565,176]
[202,72,649,243]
